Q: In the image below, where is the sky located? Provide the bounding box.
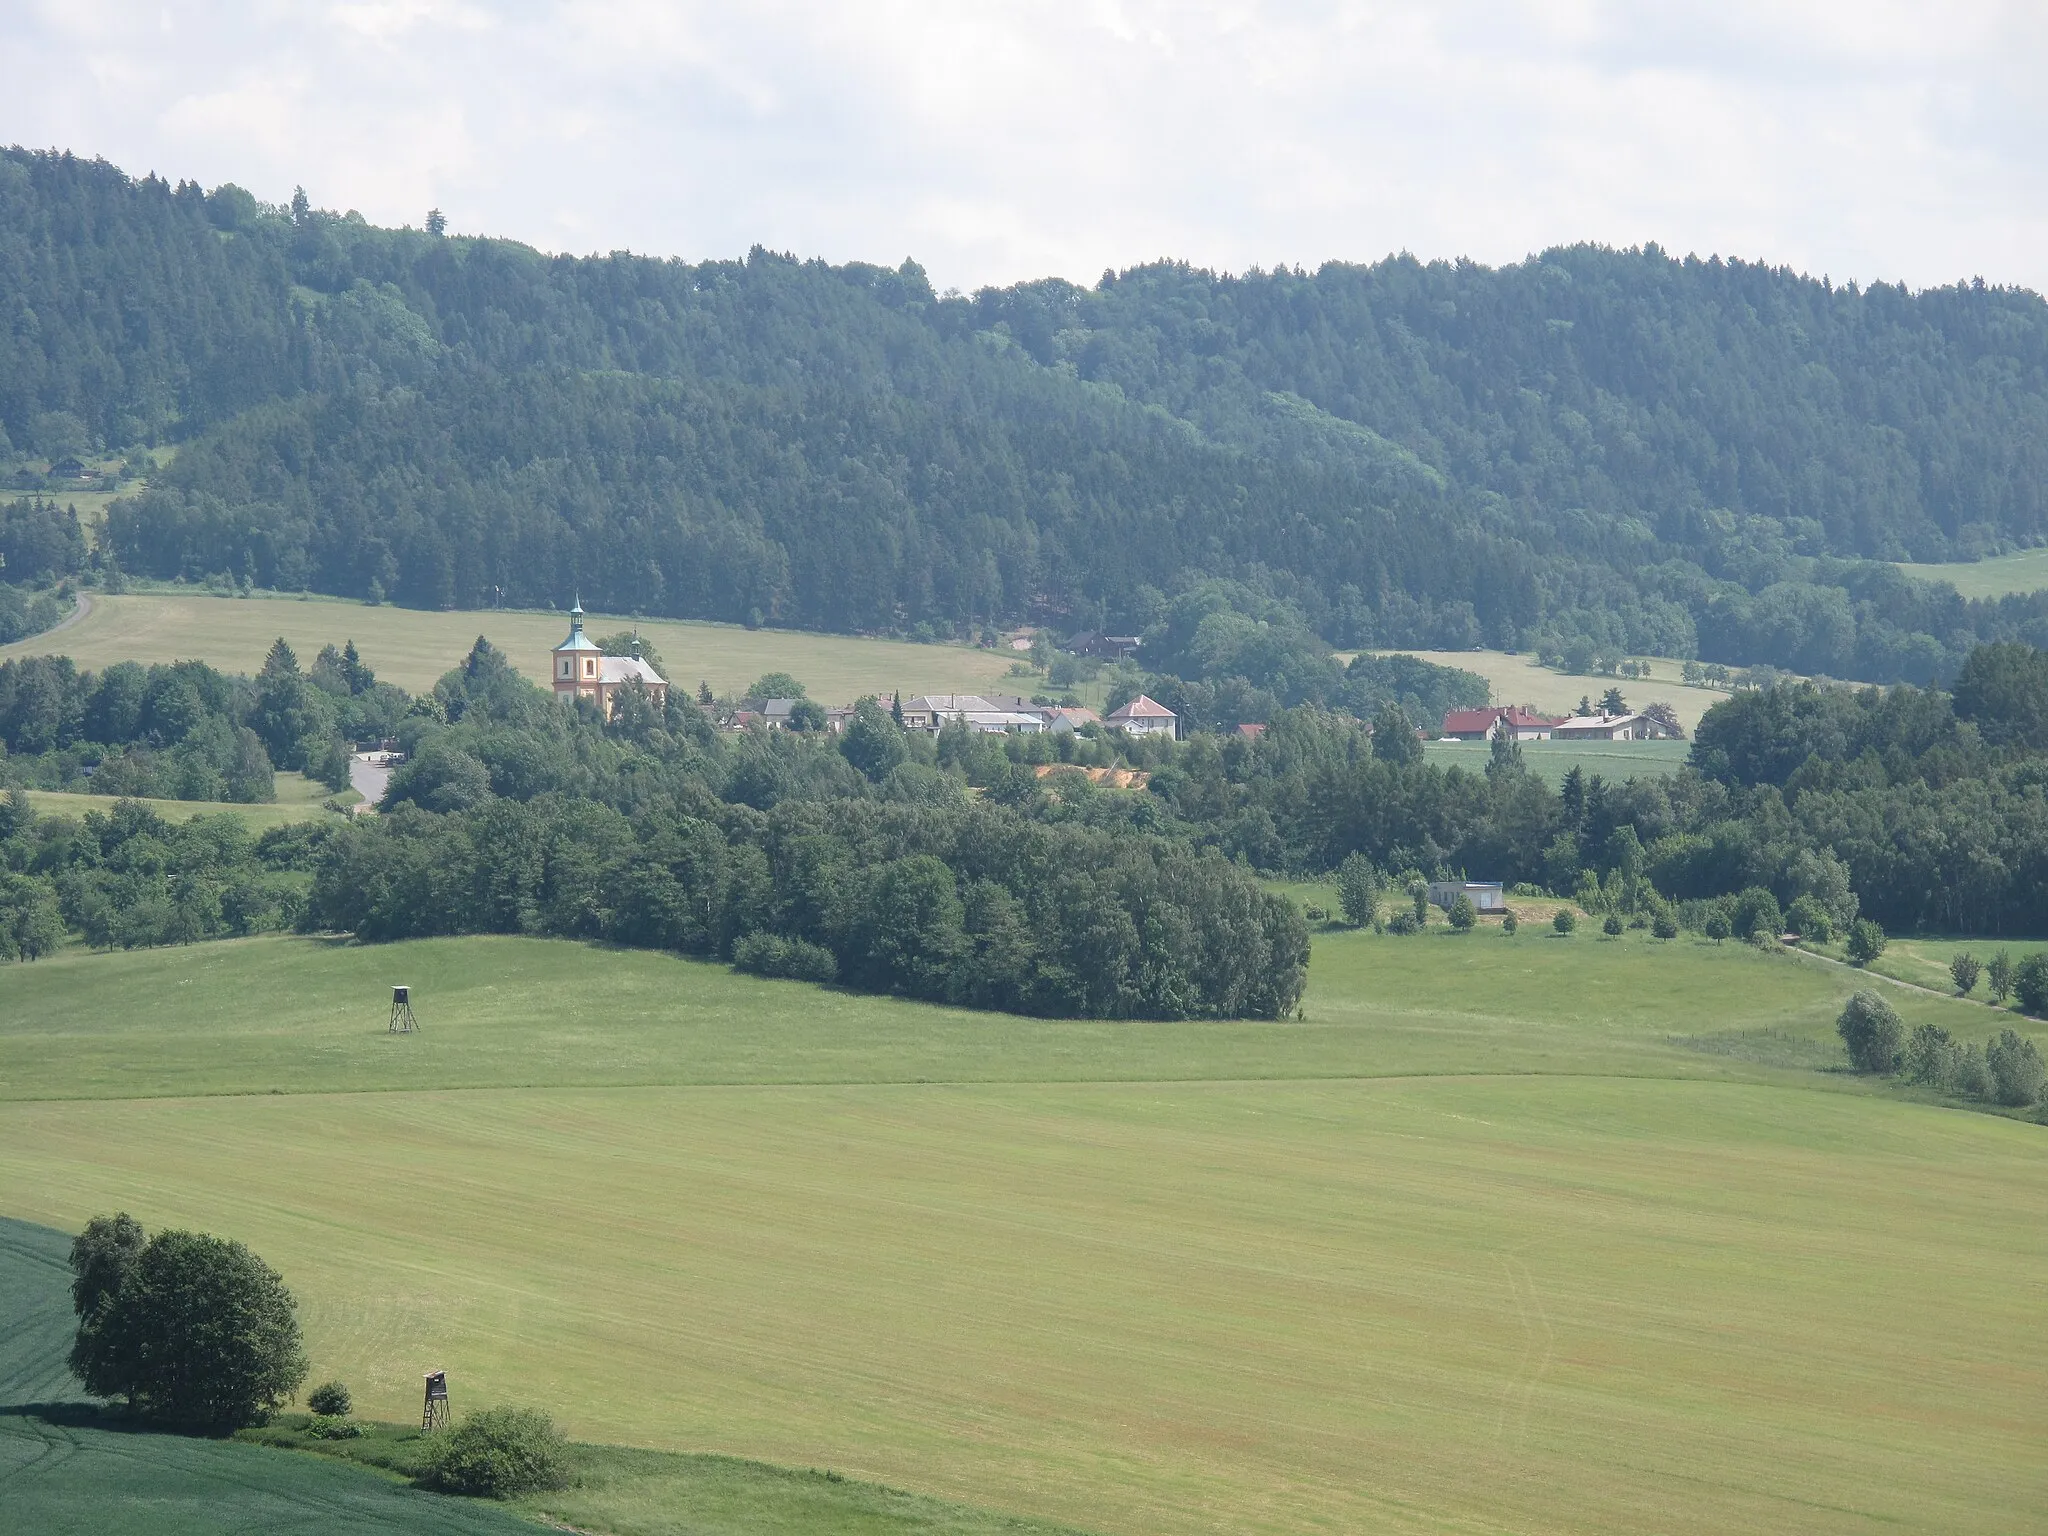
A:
[6,1,2046,294]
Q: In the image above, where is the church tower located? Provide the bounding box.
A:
[552,601,603,705]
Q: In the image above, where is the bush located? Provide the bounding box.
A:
[1985,1028,2046,1106]
[1986,950,2015,1004]
[419,1405,572,1498]
[730,931,838,984]
[2013,952,2048,1015]
[1551,908,1576,936]
[1786,894,1833,945]
[1651,911,1679,941]
[1949,953,1982,998]
[1336,853,1380,928]
[1501,910,1518,936]
[1729,885,1782,943]
[1904,1023,1965,1091]
[1601,913,1624,938]
[68,1225,307,1431]
[1837,990,1905,1074]
[1448,894,1476,931]
[1845,918,1886,966]
[1384,910,1419,935]
[306,1380,352,1417]
[1703,910,1730,943]
[1410,886,1429,926]
[308,1414,364,1439]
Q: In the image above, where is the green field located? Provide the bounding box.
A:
[0,590,1022,703]
[21,770,343,831]
[1422,736,1691,784]
[1897,547,2048,599]
[2,929,2043,1535]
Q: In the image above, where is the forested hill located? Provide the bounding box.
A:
[8,146,2048,683]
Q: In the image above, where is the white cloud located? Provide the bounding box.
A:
[3,0,2044,291]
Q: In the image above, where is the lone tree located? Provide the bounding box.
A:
[1651,911,1680,941]
[1602,913,1624,938]
[1987,950,2015,1005]
[1448,893,1477,931]
[2014,952,2048,1016]
[69,1218,307,1431]
[1845,918,1887,967]
[1950,953,1982,998]
[1703,909,1731,943]
[1411,884,1429,926]
[1502,909,1518,936]
[1552,908,1577,936]
[1336,853,1381,928]
[1837,990,1905,1075]
[1985,1028,2046,1106]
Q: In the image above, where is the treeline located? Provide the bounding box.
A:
[0,640,407,801]
[9,149,2048,681]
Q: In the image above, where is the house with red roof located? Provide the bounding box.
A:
[1439,705,1560,741]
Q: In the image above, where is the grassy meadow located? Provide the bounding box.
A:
[3,928,2044,1535]
[20,770,344,831]
[0,590,1022,703]
[1421,736,1691,784]
[1896,547,2048,599]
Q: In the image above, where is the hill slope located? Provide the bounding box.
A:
[9,148,2048,680]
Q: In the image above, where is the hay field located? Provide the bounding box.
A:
[3,930,2043,1535]
[1896,548,2048,599]
[1421,737,1691,784]
[1359,648,1732,734]
[0,590,1020,703]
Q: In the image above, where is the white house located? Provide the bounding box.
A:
[1426,880,1508,913]
[1550,712,1680,742]
[1105,694,1179,738]
[897,695,1044,733]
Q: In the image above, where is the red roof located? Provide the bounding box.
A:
[1441,705,1559,735]
[1107,694,1176,720]
[1236,723,1267,739]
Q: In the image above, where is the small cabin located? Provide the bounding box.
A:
[1426,880,1508,914]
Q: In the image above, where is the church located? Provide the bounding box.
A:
[550,602,669,716]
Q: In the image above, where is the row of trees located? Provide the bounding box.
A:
[1837,991,2046,1106]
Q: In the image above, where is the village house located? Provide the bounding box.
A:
[1550,711,1681,741]
[1440,705,1558,741]
[898,694,1046,733]
[550,603,668,718]
[1105,694,1179,738]
[1426,880,1508,913]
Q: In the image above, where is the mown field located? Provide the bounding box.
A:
[1355,648,1733,734]
[2,927,2043,1536]
[0,590,1022,703]
[1421,736,1691,784]
[20,770,343,831]
[1897,547,2048,599]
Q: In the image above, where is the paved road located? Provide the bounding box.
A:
[349,753,395,806]
[1,589,92,651]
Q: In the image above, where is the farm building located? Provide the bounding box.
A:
[1550,712,1681,741]
[1426,880,1508,913]
[898,695,1046,733]
[1441,706,1559,741]
[550,604,668,718]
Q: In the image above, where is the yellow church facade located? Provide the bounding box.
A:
[551,603,669,717]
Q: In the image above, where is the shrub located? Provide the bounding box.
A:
[1786,894,1833,945]
[1949,953,1982,998]
[1703,910,1730,943]
[1985,1028,2046,1106]
[1501,910,1518,936]
[1845,918,1886,966]
[1955,1042,1996,1099]
[1730,886,1782,943]
[1303,904,1327,923]
[1551,908,1576,936]
[1448,894,1476,931]
[307,1380,352,1417]
[1601,913,1624,938]
[1336,853,1381,928]
[1384,910,1419,936]
[1651,911,1679,941]
[1837,990,1905,1074]
[2013,952,2048,1015]
[1986,950,2015,1004]
[308,1414,364,1439]
[68,1225,307,1431]
[731,931,838,984]
[1904,1023,1965,1091]
[419,1405,572,1498]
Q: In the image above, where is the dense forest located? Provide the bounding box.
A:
[6,148,2048,683]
